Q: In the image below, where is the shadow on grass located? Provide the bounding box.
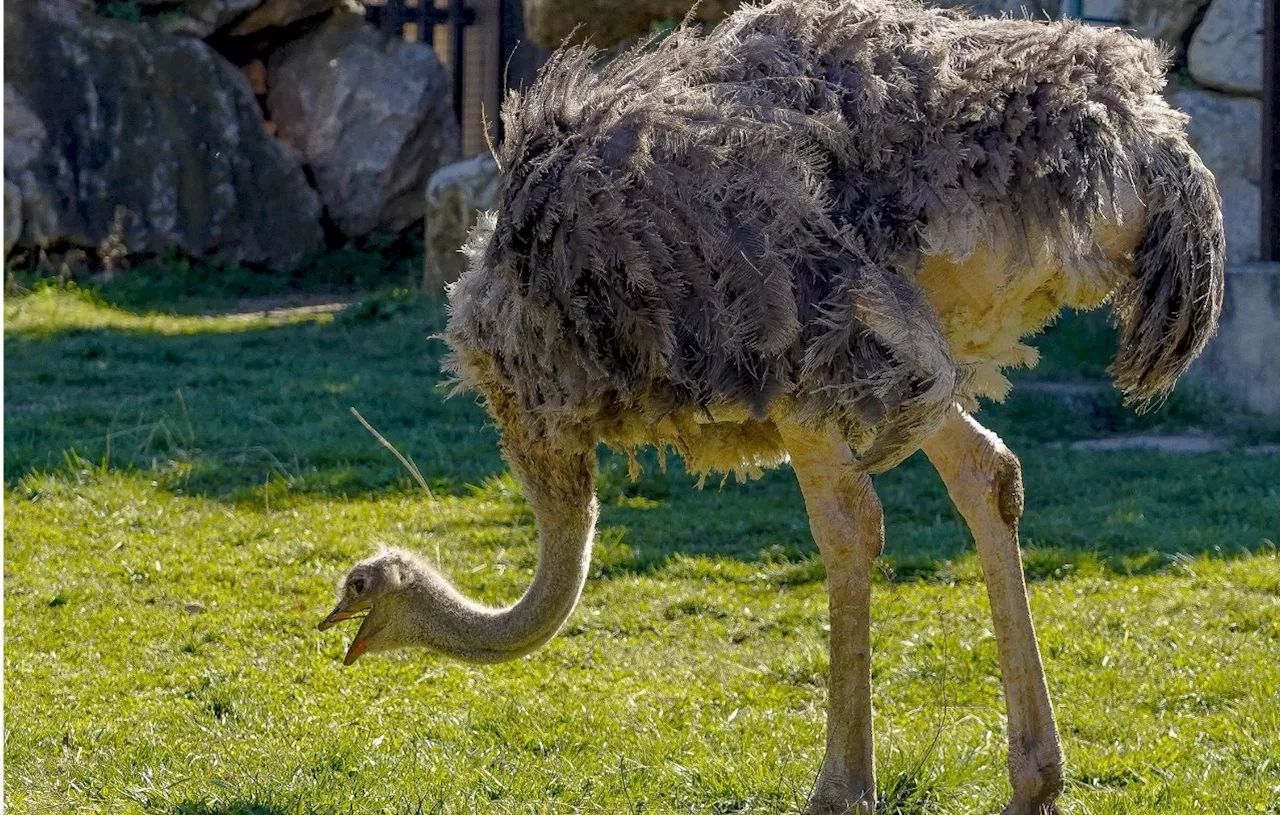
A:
[5,234,427,318]
[7,289,1279,583]
[591,445,1278,584]
[4,290,510,499]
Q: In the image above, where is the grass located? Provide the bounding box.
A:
[5,278,1280,814]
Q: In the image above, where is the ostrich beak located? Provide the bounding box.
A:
[317,603,359,630]
[343,612,381,666]
[317,599,378,665]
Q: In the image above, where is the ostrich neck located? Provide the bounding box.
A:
[419,448,598,663]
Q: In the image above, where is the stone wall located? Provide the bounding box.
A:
[4,0,461,271]
[1123,0,1265,263]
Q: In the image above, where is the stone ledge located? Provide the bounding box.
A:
[1189,262,1280,415]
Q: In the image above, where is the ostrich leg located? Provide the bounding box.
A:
[781,424,884,815]
[921,408,1064,815]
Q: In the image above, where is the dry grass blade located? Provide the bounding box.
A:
[350,407,434,499]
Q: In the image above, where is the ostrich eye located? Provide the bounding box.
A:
[350,577,366,595]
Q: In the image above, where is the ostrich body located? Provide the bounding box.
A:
[319,1,1224,812]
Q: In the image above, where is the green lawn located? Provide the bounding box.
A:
[5,283,1279,814]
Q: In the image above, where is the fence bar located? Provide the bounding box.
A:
[1264,0,1280,261]
[450,0,466,128]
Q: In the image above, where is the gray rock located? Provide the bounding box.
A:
[4,181,22,255]
[1168,88,1261,262]
[1078,0,1125,20]
[935,0,1060,18]
[1125,0,1210,46]
[1217,175,1261,263]
[1188,0,1263,95]
[4,85,47,185]
[158,0,261,37]
[267,12,461,237]
[423,155,501,293]
[4,1,324,268]
[229,0,340,35]
[1190,263,1280,415]
[1068,434,1228,452]
[522,0,740,49]
[1170,92,1263,263]
[1169,87,1261,184]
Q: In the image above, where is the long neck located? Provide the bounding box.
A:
[414,445,598,663]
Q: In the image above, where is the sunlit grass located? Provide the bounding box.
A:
[4,283,338,336]
[5,284,1280,814]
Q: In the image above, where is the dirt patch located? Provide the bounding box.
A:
[1063,434,1280,454]
[223,295,351,320]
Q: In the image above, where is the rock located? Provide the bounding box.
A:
[936,0,1059,17]
[4,1,324,268]
[423,155,501,292]
[4,181,23,255]
[1188,0,1263,96]
[1217,175,1261,263]
[1078,0,1124,20]
[4,85,47,184]
[1167,88,1262,262]
[267,12,461,237]
[4,89,60,250]
[1125,0,1210,46]
[1069,433,1228,452]
[1169,87,1261,184]
[229,0,340,36]
[145,0,343,38]
[522,0,740,49]
[1190,263,1280,415]
[158,0,260,37]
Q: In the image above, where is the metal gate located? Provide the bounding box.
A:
[365,0,539,153]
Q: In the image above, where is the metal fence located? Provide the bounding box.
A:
[365,0,477,127]
[365,0,541,153]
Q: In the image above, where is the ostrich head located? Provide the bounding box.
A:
[319,447,599,667]
[317,549,442,665]
[318,504,597,667]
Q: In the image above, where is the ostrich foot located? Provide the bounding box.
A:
[804,778,875,815]
[1000,756,1064,815]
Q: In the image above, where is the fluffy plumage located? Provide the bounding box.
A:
[445,0,1223,476]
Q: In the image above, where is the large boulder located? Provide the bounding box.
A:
[229,0,342,36]
[1169,87,1262,262]
[1190,263,1280,415]
[1188,0,1263,96]
[267,12,461,237]
[521,0,740,49]
[935,0,1060,17]
[4,181,22,256]
[158,0,261,37]
[1169,88,1261,184]
[1215,176,1262,263]
[4,0,324,268]
[423,155,501,293]
[4,88,48,249]
[1125,0,1211,46]
[144,0,339,37]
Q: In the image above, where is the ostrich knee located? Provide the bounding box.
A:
[994,453,1024,531]
[923,410,1063,815]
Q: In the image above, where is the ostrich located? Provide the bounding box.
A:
[318,0,1224,812]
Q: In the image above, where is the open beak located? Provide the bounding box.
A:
[317,603,360,631]
[317,600,375,666]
